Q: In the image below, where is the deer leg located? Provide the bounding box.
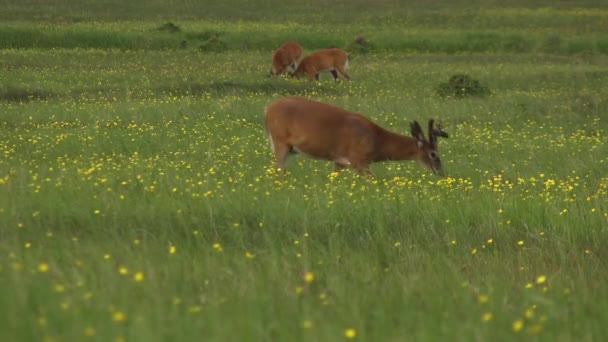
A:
[350,160,373,177]
[330,69,339,81]
[356,167,374,178]
[273,143,291,174]
[304,67,316,81]
[334,162,347,172]
[336,66,351,80]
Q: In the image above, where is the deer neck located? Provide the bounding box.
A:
[375,130,419,162]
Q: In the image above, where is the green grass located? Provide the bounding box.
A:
[1,1,608,341]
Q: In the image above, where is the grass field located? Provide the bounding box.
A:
[1,1,608,341]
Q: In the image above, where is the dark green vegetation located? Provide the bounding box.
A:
[1,1,608,341]
[437,74,491,98]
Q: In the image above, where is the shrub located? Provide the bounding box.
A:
[437,74,490,98]
[347,36,372,55]
[156,22,181,33]
[198,34,227,52]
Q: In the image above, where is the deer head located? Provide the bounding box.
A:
[410,119,449,175]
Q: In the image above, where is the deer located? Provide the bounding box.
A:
[269,41,303,76]
[291,48,351,81]
[264,97,449,176]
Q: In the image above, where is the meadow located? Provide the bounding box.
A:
[1,1,608,341]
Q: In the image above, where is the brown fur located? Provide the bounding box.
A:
[265,97,447,175]
[291,48,351,81]
[270,41,303,76]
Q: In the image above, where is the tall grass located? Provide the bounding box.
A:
[2,20,608,54]
[1,1,608,341]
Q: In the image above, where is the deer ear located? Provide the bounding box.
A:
[410,121,426,142]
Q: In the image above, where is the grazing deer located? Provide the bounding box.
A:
[269,41,303,76]
[291,48,350,81]
[265,97,448,176]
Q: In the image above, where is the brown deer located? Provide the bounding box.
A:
[269,41,303,76]
[265,97,448,176]
[291,48,350,81]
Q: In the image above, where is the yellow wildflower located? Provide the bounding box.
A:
[84,326,96,337]
[38,262,49,273]
[304,271,315,283]
[301,320,313,329]
[536,275,547,284]
[344,328,357,339]
[112,311,126,322]
[478,294,489,304]
[512,319,524,332]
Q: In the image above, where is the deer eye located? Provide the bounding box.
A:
[429,151,438,160]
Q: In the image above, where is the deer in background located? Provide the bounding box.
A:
[264,97,448,176]
[269,41,303,76]
[291,48,351,81]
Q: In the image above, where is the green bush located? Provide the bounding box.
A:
[437,74,491,98]
[347,36,373,55]
[198,34,227,52]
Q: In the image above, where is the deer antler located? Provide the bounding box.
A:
[428,119,449,149]
[434,122,449,138]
